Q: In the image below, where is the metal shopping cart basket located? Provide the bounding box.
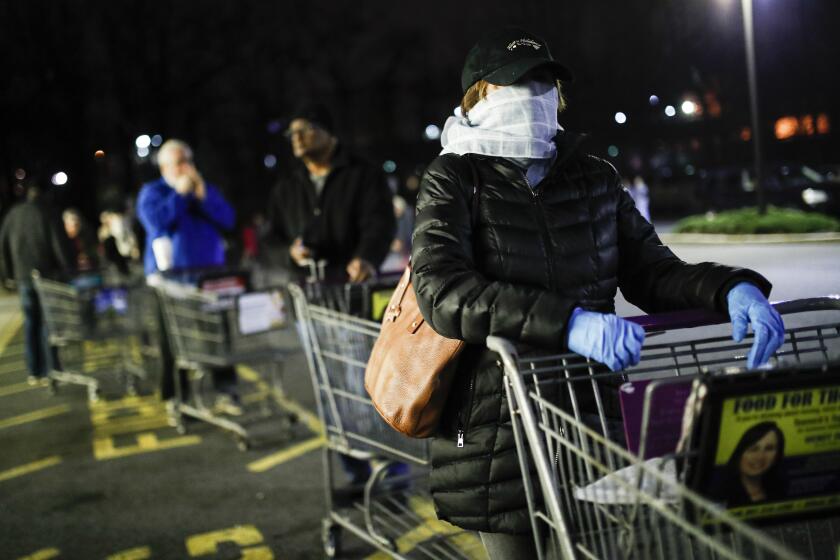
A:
[288,281,487,559]
[488,296,840,560]
[155,275,298,450]
[32,270,151,401]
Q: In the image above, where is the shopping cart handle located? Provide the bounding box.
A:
[624,295,840,332]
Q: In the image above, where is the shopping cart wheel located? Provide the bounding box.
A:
[48,378,59,395]
[175,422,188,435]
[321,519,342,558]
[236,435,250,451]
[87,386,101,403]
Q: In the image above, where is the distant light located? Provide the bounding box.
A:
[423,124,441,141]
[51,172,68,186]
[607,145,619,157]
[802,188,828,206]
[664,105,677,117]
[263,154,277,169]
[681,100,698,115]
[267,120,282,134]
[614,112,627,125]
[685,165,696,176]
[816,113,830,135]
[649,95,659,106]
[14,168,25,181]
[740,127,752,142]
[135,134,151,149]
[94,150,106,158]
[151,134,163,147]
[137,146,150,158]
[383,160,397,173]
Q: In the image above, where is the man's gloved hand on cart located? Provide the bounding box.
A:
[726,282,785,369]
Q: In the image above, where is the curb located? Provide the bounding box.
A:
[659,232,840,245]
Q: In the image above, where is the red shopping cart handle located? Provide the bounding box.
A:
[624,296,840,332]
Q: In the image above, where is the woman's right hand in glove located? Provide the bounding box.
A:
[566,308,645,371]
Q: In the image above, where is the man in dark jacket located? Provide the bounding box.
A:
[269,103,399,487]
[0,186,73,382]
[267,104,395,282]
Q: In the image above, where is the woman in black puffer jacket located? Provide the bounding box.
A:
[410,27,783,559]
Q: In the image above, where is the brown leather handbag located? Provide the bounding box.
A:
[364,157,481,438]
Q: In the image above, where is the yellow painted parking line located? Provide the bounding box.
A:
[0,381,38,398]
[0,456,62,483]
[93,433,202,460]
[365,496,486,560]
[0,405,71,431]
[237,365,323,435]
[186,525,272,558]
[106,546,151,560]
[0,364,24,376]
[16,547,60,560]
[247,435,325,473]
[0,312,22,354]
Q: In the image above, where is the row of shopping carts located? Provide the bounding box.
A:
[32,267,297,450]
[32,264,840,559]
[288,279,840,559]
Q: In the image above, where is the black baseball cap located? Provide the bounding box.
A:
[289,103,334,134]
[461,27,574,93]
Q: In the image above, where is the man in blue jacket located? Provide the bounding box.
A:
[138,139,234,275]
[137,139,239,414]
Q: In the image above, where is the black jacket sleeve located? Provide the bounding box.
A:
[411,155,579,351]
[614,170,771,313]
[353,166,396,269]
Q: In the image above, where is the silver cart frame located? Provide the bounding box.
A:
[155,281,296,450]
[288,282,484,559]
[32,271,150,401]
[488,296,840,560]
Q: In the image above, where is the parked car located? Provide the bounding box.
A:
[698,163,840,216]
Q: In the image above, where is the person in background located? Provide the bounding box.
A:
[99,209,140,275]
[629,175,651,222]
[411,27,785,559]
[380,195,413,274]
[0,186,73,384]
[63,208,99,273]
[267,103,395,282]
[268,103,400,491]
[136,139,240,416]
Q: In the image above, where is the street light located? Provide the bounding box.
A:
[737,0,766,213]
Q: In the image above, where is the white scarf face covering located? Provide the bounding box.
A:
[440,80,559,159]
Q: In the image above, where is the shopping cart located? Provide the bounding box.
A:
[288,281,486,559]
[32,270,151,401]
[155,276,297,450]
[487,296,840,560]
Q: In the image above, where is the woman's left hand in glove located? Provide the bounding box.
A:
[727,282,785,369]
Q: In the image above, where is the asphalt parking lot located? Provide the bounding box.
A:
[0,300,484,560]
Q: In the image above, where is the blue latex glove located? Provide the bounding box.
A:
[727,282,785,369]
[566,308,645,371]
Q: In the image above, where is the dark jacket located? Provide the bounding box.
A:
[0,198,74,283]
[410,135,771,534]
[267,144,396,278]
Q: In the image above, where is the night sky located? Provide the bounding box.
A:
[2,0,838,221]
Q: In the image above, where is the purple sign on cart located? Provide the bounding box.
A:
[619,379,693,458]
